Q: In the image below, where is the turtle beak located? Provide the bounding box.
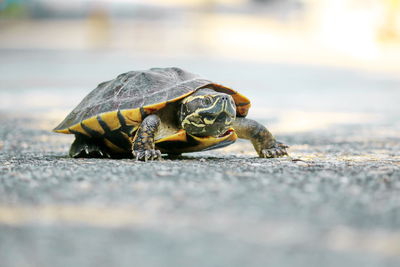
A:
[212,95,236,127]
[220,95,236,118]
[197,95,236,119]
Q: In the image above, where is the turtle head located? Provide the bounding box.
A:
[179,88,236,137]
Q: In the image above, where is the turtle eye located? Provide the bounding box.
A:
[202,97,212,106]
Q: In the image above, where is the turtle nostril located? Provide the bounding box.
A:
[220,95,230,102]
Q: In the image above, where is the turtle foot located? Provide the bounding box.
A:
[70,135,111,158]
[133,149,162,161]
[260,142,289,158]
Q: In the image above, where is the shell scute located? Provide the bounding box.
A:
[53,67,251,133]
[100,111,121,131]
[120,109,142,126]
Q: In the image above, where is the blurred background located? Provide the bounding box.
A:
[1,0,400,67]
[1,2,400,267]
[1,0,400,135]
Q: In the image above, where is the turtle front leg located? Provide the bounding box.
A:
[232,117,288,158]
[132,114,162,161]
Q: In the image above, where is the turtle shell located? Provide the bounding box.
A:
[53,67,251,154]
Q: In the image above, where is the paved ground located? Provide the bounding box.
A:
[1,50,400,267]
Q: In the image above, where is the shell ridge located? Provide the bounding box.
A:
[54,68,250,132]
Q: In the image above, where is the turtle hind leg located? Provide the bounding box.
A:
[69,135,110,158]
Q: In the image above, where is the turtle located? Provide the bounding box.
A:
[53,67,288,161]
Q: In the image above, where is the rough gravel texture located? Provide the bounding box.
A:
[1,50,400,267]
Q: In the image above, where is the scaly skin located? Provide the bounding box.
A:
[132,114,162,161]
[132,90,288,161]
[232,117,288,158]
[69,135,111,158]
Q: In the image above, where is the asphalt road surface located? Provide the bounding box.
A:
[1,50,400,267]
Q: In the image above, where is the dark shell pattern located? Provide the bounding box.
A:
[53,67,251,154]
[54,67,213,131]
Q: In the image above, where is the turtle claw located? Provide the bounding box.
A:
[260,142,289,158]
[70,136,111,158]
[133,149,161,161]
[97,150,111,158]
